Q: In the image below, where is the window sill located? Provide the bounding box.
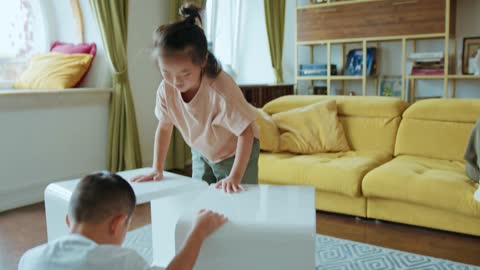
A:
[0,81,15,89]
[0,87,113,97]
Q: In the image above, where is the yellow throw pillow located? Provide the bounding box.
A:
[272,100,350,154]
[253,107,281,152]
[14,53,93,89]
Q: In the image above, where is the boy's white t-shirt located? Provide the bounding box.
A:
[18,234,163,270]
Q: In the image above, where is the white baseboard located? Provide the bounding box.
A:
[0,184,46,212]
[0,172,101,212]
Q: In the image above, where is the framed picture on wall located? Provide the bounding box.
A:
[378,75,402,97]
[462,37,480,74]
[345,48,377,76]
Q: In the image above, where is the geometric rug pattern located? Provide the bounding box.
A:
[316,235,480,270]
[124,225,480,269]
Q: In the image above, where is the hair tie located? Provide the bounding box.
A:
[194,17,203,29]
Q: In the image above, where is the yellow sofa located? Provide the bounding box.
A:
[258,95,480,236]
[363,99,480,236]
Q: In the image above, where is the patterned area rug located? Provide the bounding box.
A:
[124,225,480,269]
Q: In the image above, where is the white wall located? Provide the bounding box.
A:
[40,0,169,168]
[0,90,110,212]
[0,0,170,211]
[284,0,480,98]
[0,0,113,211]
[128,0,170,167]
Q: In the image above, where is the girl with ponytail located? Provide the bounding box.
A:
[132,3,260,193]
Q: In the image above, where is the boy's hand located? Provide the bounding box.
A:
[192,209,228,240]
[215,176,245,193]
[131,170,163,182]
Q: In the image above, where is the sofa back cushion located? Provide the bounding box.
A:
[395,99,480,161]
[272,99,350,153]
[263,96,408,154]
[253,106,281,152]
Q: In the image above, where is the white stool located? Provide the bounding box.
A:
[151,184,316,269]
[44,168,207,241]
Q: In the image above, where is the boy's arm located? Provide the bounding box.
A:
[132,123,173,182]
[165,210,227,270]
[164,228,204,270]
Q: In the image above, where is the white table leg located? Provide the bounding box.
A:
[44,185,71,241]
[151,188,207,267]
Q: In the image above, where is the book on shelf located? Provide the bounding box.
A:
[413,62,444,68]
[411,69,445,75]
[409,51,444,76]
[412,58,444,63]
[344,48,377,76]
[408,52,443,61]
[298,64,337,76]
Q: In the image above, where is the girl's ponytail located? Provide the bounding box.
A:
[153,2,222,78]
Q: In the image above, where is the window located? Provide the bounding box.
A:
[205,0,274,84]
[205,0,237,70]
[0,0,47,83]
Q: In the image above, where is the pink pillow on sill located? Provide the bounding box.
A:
[50,41,97,56]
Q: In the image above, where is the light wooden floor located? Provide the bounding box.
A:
[1,202,479,270]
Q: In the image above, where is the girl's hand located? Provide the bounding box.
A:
[131,170,164,182]
[215,176,245,193]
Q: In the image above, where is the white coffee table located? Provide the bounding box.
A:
[44,168,207,241]
[151,184,316,270]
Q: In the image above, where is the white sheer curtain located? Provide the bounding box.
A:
[205,1,274,84]
[0,0,47,83]
[206,0,245,80]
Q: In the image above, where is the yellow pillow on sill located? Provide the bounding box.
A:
[272,99,350,154]
[14,53,93,89]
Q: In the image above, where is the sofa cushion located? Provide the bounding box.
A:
[403,98,480,123]
[263,95,408,117]
[254,107,280,152]
[339,116,402,154]
[363,155,480,218]
[262,96,408,154]
[395,99,480,161]
[272,100,350,154]
[259,151,391,197]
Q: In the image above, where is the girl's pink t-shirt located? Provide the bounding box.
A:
[155,71,259,163]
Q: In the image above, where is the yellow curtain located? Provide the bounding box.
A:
[90,0,142,171]
[264,0,286,83]
[165,0,207,170]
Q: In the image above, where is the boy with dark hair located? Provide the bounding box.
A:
[19,172,227,270]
